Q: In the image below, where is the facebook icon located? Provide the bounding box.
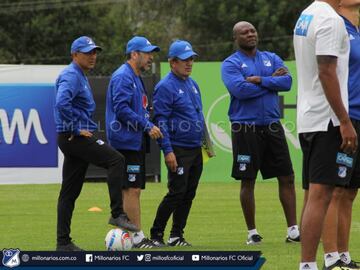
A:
[0,84,58,167]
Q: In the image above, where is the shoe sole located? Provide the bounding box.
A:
[246,241,261,245]
[108,220,139,232]
[167,243,192,247]
[344,263,360,270]
[340,266,360,270]
[285,238,300,243]
[133,245,155,249]
[152,244,167,248]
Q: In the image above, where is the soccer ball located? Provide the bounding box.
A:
[105,228,133,251]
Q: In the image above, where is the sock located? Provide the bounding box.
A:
[299,262,318,270]
[324,252,340,267]
[132,230,145,244]
[339,251,351,264]
[248,229,259,238]
[288,225,300,238]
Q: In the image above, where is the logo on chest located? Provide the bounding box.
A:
[263,60,272,67]
[142,94,148,109]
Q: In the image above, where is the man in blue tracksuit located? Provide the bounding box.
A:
[150,40,203,247]
[320,4,360,269]
[106,36,163,248]
[55,36,138,251]
[335,6,360,267]
[221,21,299,245]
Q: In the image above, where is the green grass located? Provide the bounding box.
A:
[0,181,359,269]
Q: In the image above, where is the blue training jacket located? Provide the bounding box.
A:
[221,50,292,125]
[106,63,153,151]
[54,62,97,135]
[343,17,360,121]
[153,72,204,155]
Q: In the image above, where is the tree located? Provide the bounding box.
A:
[179,0,309,60]
[0,0,310,75]
[0,0,116,65]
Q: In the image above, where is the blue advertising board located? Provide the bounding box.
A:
[0,84,58,167]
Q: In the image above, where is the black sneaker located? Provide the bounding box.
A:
[108,214,139,232]
[167,237,192,247]
[246,234,263,245]
[323,260,347,270]
[285,235,300,243]
[56,241,84,251]
[343,260,360,270]
[133,238,158,249]
[151,238,166,248]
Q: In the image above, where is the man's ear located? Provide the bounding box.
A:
[130,51,138,60]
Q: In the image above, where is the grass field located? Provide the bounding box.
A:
[1,181,359,269]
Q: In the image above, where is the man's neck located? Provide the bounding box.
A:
[127,60,140,76]
[73,60,88,74]
[171,70,188,80]
[238,47,256,57]
[319,0,341,12]
[339,7,360,27]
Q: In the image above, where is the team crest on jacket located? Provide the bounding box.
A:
[142,94,148,109]
[2,249,20,268]
[263,60,272,67]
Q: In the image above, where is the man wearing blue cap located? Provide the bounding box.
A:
[55,36,138,251]
[149,40,204,247]
[221,22,299,246]
[106,36,163,248]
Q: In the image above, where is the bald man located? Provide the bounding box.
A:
[221,21,299,245]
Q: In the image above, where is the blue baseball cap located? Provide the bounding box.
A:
[71,36,102,54]
[168,40,198,60]
[126,36,160,54]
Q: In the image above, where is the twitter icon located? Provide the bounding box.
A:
[137,255,144,261]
